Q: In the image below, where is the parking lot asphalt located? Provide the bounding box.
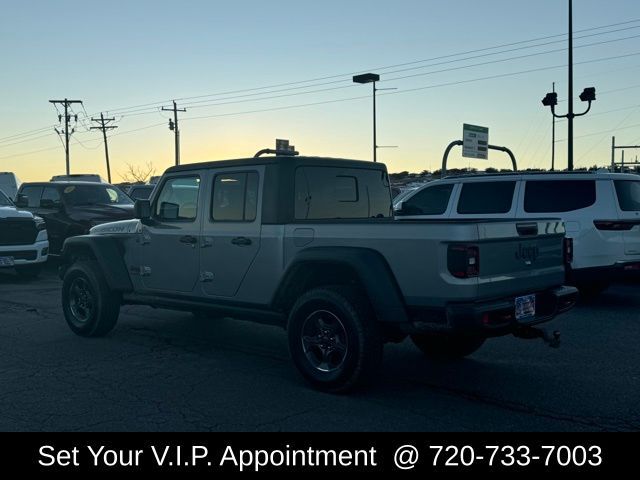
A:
[0,261,638,432]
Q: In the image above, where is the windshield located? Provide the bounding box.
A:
[0,190,12,206]
[392,187,419,208]
[129,186,154,200]
[62,185,133,207]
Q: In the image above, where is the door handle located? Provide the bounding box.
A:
[231,236,252,246]
[179,235,198,245]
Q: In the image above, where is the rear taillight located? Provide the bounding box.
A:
[593,220,636,231]
[564,237,573,264]
[448,244,479,279]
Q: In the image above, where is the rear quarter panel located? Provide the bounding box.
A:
[282,219,565,309]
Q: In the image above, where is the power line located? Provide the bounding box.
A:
[2,52,639,165]
[556,122,640,142]
[88,32,640,123]
[3,18,639,144]
[96,18,640,117]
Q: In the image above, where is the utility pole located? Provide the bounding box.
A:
[611,136,616,171]
[567,0,574,171]
[49,98,83,175]
[611,136,640,172]
[90,113,118,183]
[551,82,556,171]
[161,101,186,166]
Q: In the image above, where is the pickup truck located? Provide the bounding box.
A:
[58,156,577,392]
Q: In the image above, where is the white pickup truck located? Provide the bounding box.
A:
[0,188,49,278]
[59,156,577,392]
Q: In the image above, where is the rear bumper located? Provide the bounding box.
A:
[407,285,578,337]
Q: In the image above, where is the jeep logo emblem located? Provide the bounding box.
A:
[515,244,539,264]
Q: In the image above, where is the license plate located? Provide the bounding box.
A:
[515,294,536,321]
[0,256,15,267]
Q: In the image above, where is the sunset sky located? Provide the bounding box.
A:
[1,0,639,182]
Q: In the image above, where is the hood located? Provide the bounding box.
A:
[69,203,135,221]
[90,218,142,235]
[0,206,34,220]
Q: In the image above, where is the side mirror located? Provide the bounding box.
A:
[15,194,28,208]
[134,199,151,220]
[394,200,405,215]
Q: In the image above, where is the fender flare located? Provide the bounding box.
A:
[60,235,133,292]
[273,246,408,323]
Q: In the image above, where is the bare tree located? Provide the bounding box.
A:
[119,161,156,184]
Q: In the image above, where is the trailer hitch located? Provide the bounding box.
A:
[514,326,561,348]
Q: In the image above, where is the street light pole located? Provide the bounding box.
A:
[372,81,377,162]
[541,0,595,171]
[353,73,381,162]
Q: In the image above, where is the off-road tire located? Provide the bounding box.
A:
[287,286,383,393]
[62,260,120,337]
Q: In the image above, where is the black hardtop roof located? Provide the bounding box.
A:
[165,156,387,174]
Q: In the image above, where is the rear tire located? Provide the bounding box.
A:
[62,260,120,337]
[15,264,42,279]
[411,333,485,360]
[287,286,383,393]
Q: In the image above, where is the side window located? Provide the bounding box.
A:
[401,184,454,215]
[457,181,516,214]
[211,172,259,222]
[524,180,596,213]
[41,186,61,207]
[19,186,43,207]
[154,176,200,221]
[294,167,391,220]
[614,180,640,212]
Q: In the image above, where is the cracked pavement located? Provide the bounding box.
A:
[0,262,638,431]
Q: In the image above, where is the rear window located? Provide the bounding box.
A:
[62,185,132,206]
[19,186,43,207]
[399,183,453,215]
[457,181,516,214]
[615,180,640,211]
[129,186,154,200]
[295,167,391,220]
[524,180,596,213]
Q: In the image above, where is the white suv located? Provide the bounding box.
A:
[0,189,49,279]
[394,171,640,295]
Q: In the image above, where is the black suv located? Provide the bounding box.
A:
[16,181,134,254]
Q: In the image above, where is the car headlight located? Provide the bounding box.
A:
[34,216,47,231]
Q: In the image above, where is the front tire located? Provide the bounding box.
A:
[62,260,120,337]
[287,286,383,393]
[411,333,485,360]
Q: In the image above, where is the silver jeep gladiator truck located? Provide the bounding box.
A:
[59,156,577,392]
